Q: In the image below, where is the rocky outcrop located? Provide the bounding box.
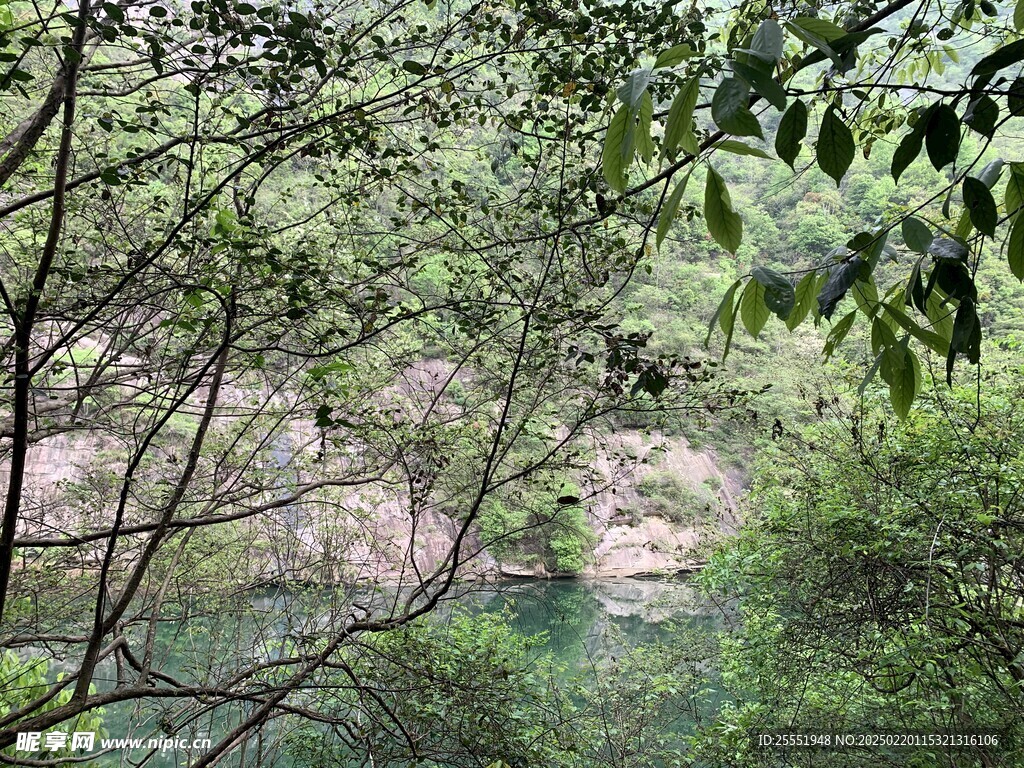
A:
[7,428,738,583]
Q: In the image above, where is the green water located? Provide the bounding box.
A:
[90,578,718,766]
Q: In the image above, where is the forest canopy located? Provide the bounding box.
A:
[1,0,1023,765]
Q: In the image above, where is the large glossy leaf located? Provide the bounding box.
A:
[963,176,997,237]
[882,301,949,355]
[887,345,920,420]
[947,296,982,383]
[653,44,695,69]
[775,99,807,169]
[705,278,743,348]
[971,39,1024,78]
[891,128,923,182]
[711,139,772,158]
[926,289,954,343]
[711,78,763,139]
[617,68,651,110]
[1005,162,1024,218]
[786,271,818,330]
[823,311,857,358]
[852,276,879,318]
[662,77,700,158]
[904,258,927,315]
[791,16,846,41]
[925,105,960,170]
[817,256,864,320]
[751,19,784,61]
[752,266,795,319]
[891,105,935,182]
[635,92,655,164]
[963,95,999,138]
[928,237,969,262]
[785,19,842,67]
[740,278,770,337]
[1009,216,1024,281]
[656,172,690,249]
[978,159,1004,188]
[902,217,932,254]
[602,105,634,193]
[704,165,743,253]
[731,60,787,111]
[816,106,855,186]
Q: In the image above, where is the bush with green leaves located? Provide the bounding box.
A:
[637,471,714,523]
[0,652,105,764]
[285,608,715,768]
[694,376,1024,767]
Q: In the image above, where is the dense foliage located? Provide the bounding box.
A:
[2,0,1024,764]
[697,380,1024,767]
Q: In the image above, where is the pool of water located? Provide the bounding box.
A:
[72,578,720,766]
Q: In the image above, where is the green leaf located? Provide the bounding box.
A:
[711,78,763,139]
[617,67,651,110]
[705,278,743,347]
[963,176,997,237]
[1016,0,1024,30]
[740,279,770,338]
[653,44,695,69]
[947,296,982,383]
[308,361,356,381]
[816,106,855,186]
[1010,77,1024,116]
[602,105,634,193]
[925,104,960,170]
[662,77,700,158]
[785,21,840,66]
[978,159,1004,188]
[852,276,879,318]
[926,289,954,343]
[902,217,932,253]
[656,172,690,249]
[791,16,846,41]
[873,314,901,356]
[752,266,795,319]
[1005,162,1024,219]
[710,139,772,158]
[963,95,998,138]
[882,301,950,355]
[704,165,743,253]
[858,351,884,396]
[887,346,921,419]
[748,19,784,62]
[954,208,974,241]
[636,92,655,164]
[817,257,864,320]
[971,39,1024,78]
[1009,216,1024,281]
[402,60,426,75]
[891,127,923,182]
[823,311,857,359]
[103,2,125,22]
[928,237,969,263]
[786,271,818,330]
[731,61,787,111]
[775,99,807,170]
[904,258,926,314]
[314,405,334,428]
